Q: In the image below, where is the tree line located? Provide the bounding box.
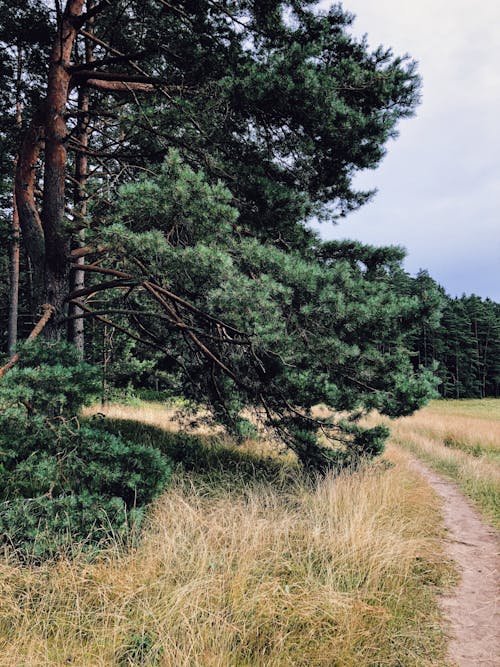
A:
[405,272,499,399]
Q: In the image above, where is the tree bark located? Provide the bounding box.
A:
[15,117,45,307]
[36,0,85,338]
[41,3,84,338]
[68,86,89,352]
[7,46,23,354]
[14,0,159,343]
[8,164,20,355]
[69,10,93,353]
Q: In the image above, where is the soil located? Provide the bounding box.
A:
[409,458,499,666]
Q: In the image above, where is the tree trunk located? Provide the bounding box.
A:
[15,0,157,343]
[15,1,85,339]
[69,10,94,353]
[41,62,72,338]
[7,46,23,354]
[68,86,90,351]
[8,164,20,354]
[15,118,45,307]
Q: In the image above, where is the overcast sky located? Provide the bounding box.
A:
[314,0,500,300]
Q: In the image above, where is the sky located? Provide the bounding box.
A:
[314,0,500,300]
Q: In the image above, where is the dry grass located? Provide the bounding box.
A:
[83,401,224,437]
[390,399,500,528]
[422,398,500,422]
[83,402,292,462]
[0,406,452,666]
[394,401,500,456]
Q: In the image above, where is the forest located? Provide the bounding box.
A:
[0,0,498,555]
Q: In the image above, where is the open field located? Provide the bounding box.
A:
[0,403,454,666]
[421,399,500,420]
[390,399,500,529]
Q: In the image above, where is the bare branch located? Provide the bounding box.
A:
[67,278,138,300]
[69,244,110,258]
[0,305,55,378]
[68,51,150,72]
[72,70,167,86]
[72,0,111,27]
[69,263,130,279]
[67,299,181,366]
[143,282,242,385]
[155,0,193,23]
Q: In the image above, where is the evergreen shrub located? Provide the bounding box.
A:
[0,341,172,560]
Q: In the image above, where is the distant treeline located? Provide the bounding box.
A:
[406,272,499,399]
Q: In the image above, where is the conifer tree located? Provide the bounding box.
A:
[1,0,443,469]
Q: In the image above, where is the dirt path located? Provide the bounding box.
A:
[408,458,499,666]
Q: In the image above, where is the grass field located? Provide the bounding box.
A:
[390,399,500,529]
[0,401,457,666]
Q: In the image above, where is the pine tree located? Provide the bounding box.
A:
[80,154,438,469]
[1,1,440,470]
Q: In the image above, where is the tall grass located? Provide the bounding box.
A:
[0,420,451,666]
[391,399,500,528]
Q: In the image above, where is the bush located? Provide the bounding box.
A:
[0,494,131,561]
[0,341,172,560]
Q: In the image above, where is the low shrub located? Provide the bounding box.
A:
[0,340,172,560]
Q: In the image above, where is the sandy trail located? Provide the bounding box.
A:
[408,458,499,666]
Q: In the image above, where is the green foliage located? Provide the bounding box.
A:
[117,630,163,666]
[233,417,259,441]
[116,151,238,244]
[0,494,130,562]
[0,341,172,560]
[87,153,442,471]
[1,338,98,414]
[278,417,391,473]
[79,0,421,251]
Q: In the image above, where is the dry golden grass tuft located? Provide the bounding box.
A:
[390,399,500,529]
[0,421,451,666]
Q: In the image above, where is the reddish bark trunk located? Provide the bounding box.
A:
[15,1,155,343]
[40,0,85,338]
[15,119,45,304]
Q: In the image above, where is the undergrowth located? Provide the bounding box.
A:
[0,400,458,665]
[0,344,173,560]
